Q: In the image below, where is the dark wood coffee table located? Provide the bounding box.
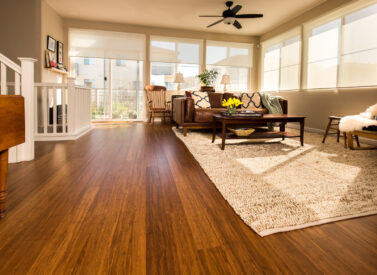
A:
[212,114,306,150]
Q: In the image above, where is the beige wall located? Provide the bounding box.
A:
[41,0,65,82]
[257,0,377,130]
[0,0,42,81]
[62,18,260,91]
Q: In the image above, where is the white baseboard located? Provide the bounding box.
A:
[35,125,92,141]
[287,123,377,146]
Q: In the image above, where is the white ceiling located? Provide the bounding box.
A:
[46,0,324,36]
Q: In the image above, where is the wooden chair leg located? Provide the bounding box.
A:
[347,132,354,150]
[152,112,155,125]
[183,127,188,136]
[355,135,360,147]
[343,132,347,148]
[148,112,152,123]
[336,128,340,143]
[163,113,166,124]
[322,118,332,143]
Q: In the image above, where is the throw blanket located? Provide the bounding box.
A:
[260,93,283,130]
[339,103,377,132]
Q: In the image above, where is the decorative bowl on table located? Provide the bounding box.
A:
[227,127,255,137]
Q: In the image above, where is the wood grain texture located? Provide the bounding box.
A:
[0,123,376,274]
[0,95,25,151]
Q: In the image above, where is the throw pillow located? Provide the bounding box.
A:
[208,92,223,108]
[185,91,192,98]
[191,91,210,109]
[240,92,262,111]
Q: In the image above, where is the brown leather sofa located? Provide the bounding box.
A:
[173,95,288,136]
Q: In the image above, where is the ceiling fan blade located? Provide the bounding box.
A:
[199,15,223,17]
[233,20,242,29]
[235,14,263,18]
[231,4,242,14]
[207,18,224,28]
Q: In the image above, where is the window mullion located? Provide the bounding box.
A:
[337,16,345,88]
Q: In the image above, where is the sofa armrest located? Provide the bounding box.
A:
[173,98,186,125]
[279,99,288,114]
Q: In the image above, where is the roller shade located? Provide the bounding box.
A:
[69,28,146,60]
[150,36,203,64]
[206,40,253,67]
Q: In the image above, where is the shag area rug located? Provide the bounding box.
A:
[172,128,377,236]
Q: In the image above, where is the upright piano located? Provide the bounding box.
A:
[0,95,25,217]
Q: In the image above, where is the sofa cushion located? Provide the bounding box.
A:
[192,91,210,109]
[240,92,262,112]
[208,92,223,108]
[194,108,226,123]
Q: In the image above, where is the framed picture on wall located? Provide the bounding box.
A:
[57,41,63,64]
[47,35,56,52]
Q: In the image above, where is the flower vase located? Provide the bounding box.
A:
[228,107,236,115]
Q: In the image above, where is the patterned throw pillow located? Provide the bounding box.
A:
[191,91,210,109]
[240,92,262,111]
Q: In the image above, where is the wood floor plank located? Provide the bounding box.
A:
[0,123,375,274]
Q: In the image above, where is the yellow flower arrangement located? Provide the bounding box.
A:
[222,97,243,109]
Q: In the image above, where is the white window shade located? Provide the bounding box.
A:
[150,36,203,64]
[206,40,253,67]
[69,28,146,60]
[340,3,377,87]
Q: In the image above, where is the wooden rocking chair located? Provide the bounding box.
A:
[145,85,171,124]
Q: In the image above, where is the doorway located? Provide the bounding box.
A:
[70,57,143,120]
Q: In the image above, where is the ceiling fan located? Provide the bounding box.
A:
[199,1,263,29]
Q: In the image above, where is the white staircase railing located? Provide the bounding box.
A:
[0,53,36,163]
[34,77,92,141]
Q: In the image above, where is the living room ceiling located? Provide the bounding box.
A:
[46,0,324,36]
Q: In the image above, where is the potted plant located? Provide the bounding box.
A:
[197,69,219,92]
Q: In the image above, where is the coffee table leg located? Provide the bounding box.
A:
[300,119,305,146]
[212,122,216,143]
[280,122,286,140]
[221,121,226,150]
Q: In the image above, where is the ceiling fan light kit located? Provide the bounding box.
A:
[199,1,263,29]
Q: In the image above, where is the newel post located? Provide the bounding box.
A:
[18,57,37,162]
[67,77,76,134]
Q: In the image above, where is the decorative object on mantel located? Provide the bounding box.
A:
[221,74,230,91]
[47,35,56,52]
[174,73,184,91]
[57,41,63,65]
[222,97,242,114]
[197,69,218,92]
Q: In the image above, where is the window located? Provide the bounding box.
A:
[340,4,377,87]
[305,2,377,88]
[307,19,341,89]
[206,41,253,91]
[69,29,145,120]
[116,59,126,67]
[262,34,301,91]
[150,36,202,90]
[84,58,95,65]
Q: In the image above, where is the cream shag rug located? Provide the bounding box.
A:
[172,128,377,236]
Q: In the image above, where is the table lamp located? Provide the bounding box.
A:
[221,74,230,91]
[174,73,184,91]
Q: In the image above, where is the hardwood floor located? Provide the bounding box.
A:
[0,123,376,274]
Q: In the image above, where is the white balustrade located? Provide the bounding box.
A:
[34,78,92,141]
